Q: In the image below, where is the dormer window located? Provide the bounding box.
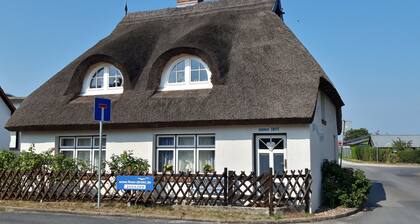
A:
[160,55,212,91]
[81,64,123,96]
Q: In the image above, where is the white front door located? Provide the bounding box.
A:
[256,135,286,175]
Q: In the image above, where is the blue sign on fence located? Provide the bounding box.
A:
[116,176,154,191]
[94,98,111,121]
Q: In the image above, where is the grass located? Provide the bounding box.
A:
[0,200,280,222]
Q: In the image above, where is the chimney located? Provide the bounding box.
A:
[176,0,204,8]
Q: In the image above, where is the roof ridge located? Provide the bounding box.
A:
[119,0,275,26]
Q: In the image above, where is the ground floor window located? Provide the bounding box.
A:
[58,135,106,168]
[156,134,215,173]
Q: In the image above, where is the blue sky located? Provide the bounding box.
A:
[0,0,419,134]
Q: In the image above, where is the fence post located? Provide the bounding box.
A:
[223,168,228,206]
[304,168,310,213]
[268,167,274,216]
[227,170,235,206]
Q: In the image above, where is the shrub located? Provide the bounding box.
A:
[322,160,371,208]
[0,146,89,172]
[398,150,420,164]
[0,151,18,170]
[107,151,150,174]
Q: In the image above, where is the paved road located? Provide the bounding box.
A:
[0,211,211,224]
[320,162,420,224]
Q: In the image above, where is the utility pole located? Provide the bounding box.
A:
[341,120,351,167]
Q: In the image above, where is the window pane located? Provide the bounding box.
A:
[93,137,106,148]
[94,151,106,169]
[77,151,90,164]
[191,59,200,70]
[259,153,270,175]
[258,138,270,150]
[158,151,174,172]
[61,138,75,147]
[176,60,185,71]
[178,136,194,146]
[158,137,174,147]
[274,153,284,174]
[199,150,215,172]
[178,150,194,172]
[191,71,199,82]
[61,151,74,159]
[272,138,284,149]
[77,138,92,148]
[169,70,177,83]
[109,66,123,88]
[177,71,185,83]
[199,70,208,81]
[198,136,215,147]
[97,77,103,88]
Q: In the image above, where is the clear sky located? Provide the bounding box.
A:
[0,0,419,134]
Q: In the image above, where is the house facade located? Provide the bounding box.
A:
[0,87,16,150]
[6,0,344,211]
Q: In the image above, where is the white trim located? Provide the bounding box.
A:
[255,135,287,175]
[160,55,213,91]
[80,63,124,96]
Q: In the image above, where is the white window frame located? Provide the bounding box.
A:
[60,137,75,149]
[156,134,215,173]
[255,135,287,175]
[81,63,124,96]
[58,136,106,169]
[157,135,176,148]
[160,55,213,91]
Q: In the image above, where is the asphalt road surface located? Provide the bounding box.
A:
[319,161,420,224]
[0,211,212,224]
[1,162,420,224]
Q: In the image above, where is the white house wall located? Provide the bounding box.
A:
[0,99,11,150]
[20,124,311,174]
[310,91,339,212]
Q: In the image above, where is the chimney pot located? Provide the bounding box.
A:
[176,0,204,8]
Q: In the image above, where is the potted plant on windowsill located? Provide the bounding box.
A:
[202,164,214,173]
[164,164,173,173]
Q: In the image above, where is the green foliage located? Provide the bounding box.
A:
[0,151,18,170]
[392,138,413,151]
[350,146,398,163]
[344,128,369,141]
[398,150,420,164]
[0,145,89,172]
[322,160,371,208]
[202,163,214,173]
[164,164,173,172]
[107,151,150,174]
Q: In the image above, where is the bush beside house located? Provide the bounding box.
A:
[322,160,371,208]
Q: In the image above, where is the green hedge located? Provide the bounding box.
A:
[322,160,371,208]
[350,146,398,163]
[398,150,420,164]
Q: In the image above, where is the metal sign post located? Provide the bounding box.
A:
[94,98,111,209]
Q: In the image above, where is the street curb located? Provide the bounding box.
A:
[0,205,362,223]
[343,160,420,168]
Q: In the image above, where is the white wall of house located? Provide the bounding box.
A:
[20,124,311,174]
[0,99,12,150]
[20,109,338,213]
[310,91,339,212]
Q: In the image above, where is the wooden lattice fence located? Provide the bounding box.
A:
[0,168,311,213]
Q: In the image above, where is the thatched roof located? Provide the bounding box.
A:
[6,0,344,132]
[0,87,15,113]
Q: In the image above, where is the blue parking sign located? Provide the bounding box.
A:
[94,98,111,121]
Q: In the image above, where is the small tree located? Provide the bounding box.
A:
[392,138,413,151]
[107,151,150,174]
[344,128,369,141]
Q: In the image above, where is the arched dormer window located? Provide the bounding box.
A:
[160,55,212,91]
[81,64,124,96]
